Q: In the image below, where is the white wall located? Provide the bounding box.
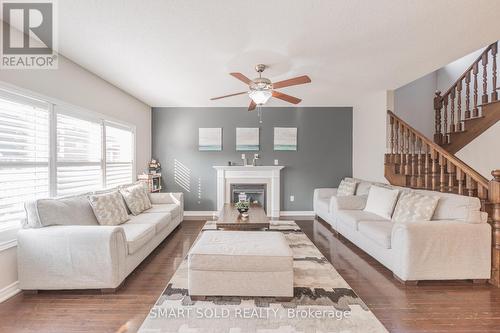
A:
[353,90,390,183]
[394,71,437,138]
[436,48,484,93]
[0,54,151,302]
[456,122,500,179]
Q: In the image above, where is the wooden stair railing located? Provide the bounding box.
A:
[434,41,499,152]
[386,110,500,286]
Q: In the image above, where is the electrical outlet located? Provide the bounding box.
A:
[290,195,295,202]
[274,159,279,165]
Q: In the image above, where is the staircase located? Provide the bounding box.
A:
[433,41,500,154]
[385,110,500,287]
[386,41,500,285]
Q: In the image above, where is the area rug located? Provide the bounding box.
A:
[138,221,388,333]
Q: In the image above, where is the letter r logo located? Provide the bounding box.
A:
[2,2,53,54]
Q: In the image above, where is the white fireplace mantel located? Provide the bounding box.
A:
[213,166,284,218]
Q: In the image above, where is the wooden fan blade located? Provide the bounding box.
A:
[230,72,252,85]
[272,91,302,104]
[210,91,247,100]
[272,75,311,89]
[248,100,256,111]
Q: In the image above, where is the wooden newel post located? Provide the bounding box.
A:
[433,91,443,144]
[489,169,500,287]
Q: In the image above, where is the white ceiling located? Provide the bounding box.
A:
[58,0,500,107]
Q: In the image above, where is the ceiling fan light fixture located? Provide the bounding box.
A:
[248,89,272,105]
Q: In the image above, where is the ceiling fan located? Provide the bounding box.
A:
[210,64,311,111]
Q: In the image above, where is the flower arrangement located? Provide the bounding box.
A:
[235,200,249,213]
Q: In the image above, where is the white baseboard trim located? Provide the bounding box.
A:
[0,281,20,303]
[280,211,315,217]
[184,211,217,217]
[184,211,314,217]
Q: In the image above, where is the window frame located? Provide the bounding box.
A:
[0,82,136,238]
[103,120,136,189]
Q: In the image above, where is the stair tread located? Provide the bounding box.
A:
[464,116,485,121]
[478,100,500,107]
[446,130,466,135]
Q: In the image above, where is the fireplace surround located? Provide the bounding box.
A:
[213,166,284,217]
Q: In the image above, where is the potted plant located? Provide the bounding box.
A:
[235,200,250,215]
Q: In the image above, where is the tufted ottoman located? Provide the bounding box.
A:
[188,231,294,298]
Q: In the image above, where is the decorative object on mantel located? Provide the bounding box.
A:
[198,128,222,151]
[209,64,312,122]
[236,127,259,151]
[252,153,259,166]
[274,127,297,151]
[138,173,162,193]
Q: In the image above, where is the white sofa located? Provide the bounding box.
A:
[314,179,491,283]
[17,190,183,292]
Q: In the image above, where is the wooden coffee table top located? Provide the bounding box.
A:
[216,203,269,230]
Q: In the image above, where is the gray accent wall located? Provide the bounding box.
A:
[152,107,352,211]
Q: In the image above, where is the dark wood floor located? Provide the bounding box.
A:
[1,218,499,333]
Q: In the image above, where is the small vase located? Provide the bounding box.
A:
[237,208,248,214]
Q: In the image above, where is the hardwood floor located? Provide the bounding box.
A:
[0,222,204,333]
[1,218,499,333]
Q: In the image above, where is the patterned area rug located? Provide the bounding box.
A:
[138,221,387,333]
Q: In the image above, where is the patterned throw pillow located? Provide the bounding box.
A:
[88,191,130,225]
[392,191,440,223]
[337,179,357,196]
[119,183,152,215]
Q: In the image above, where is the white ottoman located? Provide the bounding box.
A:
[188,231,294,297]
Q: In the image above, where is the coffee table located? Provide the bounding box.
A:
[216,203,269,230]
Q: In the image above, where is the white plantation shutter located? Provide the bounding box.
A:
[0,88,136,227]
[56,113,102,196]
[0,91,49,226]
[105,124,133,188]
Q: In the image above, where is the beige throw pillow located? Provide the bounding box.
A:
[88,191,129,225]
[392,191,440,223]
[337,179,357,196]
[119,183,152,215]
[364,186,400,219]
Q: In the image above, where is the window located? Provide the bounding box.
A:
[105,124,134,188]
[56,113,102,197]
[0,89,135,227]
[0,91,50,226]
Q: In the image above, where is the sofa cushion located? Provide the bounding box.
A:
[127,212,172,233]
[188,231,293,272]
[416,190,483,223]
[23,195,98,228]
[358,221,394,249]
[121,223,156,254]
[119,183,152,215]
[315,197,331,213]
[144,204,180,217]
[392,191,440,222]
[337,179,357,196]
[330,195,367,213]
[364,186,400,219]
[336,210,389,231]
[88,191,130,226]
[354,180,372,196]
